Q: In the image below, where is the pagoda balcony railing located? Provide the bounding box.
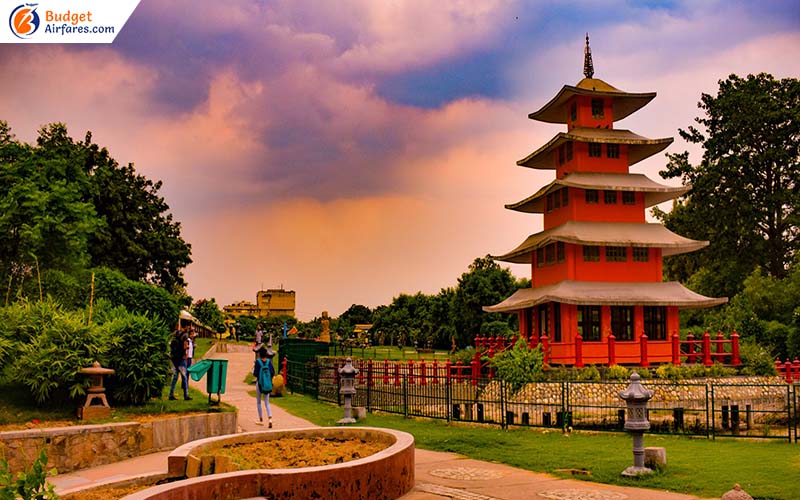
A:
[516,330,741,368]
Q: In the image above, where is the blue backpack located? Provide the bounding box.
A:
[257,359,273,392]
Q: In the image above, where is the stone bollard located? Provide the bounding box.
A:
[720,484,753,500]
[644,447,666,469]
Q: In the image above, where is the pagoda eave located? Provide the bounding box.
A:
[506,173,691,213]
[493,221,709,263]
[529,80,656,124]
[483,281,728,313]
[517,129,673,169]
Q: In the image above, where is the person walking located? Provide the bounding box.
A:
[253,323,264,359]
[253,342,275,427]
[169,325,191,400]
[186,328,196,369]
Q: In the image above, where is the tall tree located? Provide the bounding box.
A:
[191,298,225,333]
[655,73,800,298]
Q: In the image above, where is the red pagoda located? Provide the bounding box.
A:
[484,36,727,366]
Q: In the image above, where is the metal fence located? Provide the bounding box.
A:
[284,354,798,442]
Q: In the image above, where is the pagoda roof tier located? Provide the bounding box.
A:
[517,128,673,169]
[483,280,727,313]
[506,173,690,213]
[494,221,708,264]
[529,78,656,124]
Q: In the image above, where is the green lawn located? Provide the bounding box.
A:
[272,393,799,500]
[330,345,452,361]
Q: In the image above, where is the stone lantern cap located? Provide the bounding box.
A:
[618,372,653,402]
[339,357,359,376]
[79,361,115,376]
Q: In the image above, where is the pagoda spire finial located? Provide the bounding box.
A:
[583,33,594,79]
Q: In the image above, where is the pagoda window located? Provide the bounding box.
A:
[557,145,565,165]
[553,191,561,209]
[611,306,634,341]
[622,191,636,205]
[545,243,556,264]
[606,246,627,262]
[606,143,620,159]
[570,102,577,122]
[536,247,545,267]
[591,98,604,118]
[557,242,565,263]
[546,193,553,212]
[585,189,599,204]
[561,187,569,206]
[538,304,549,339]
[566,141,573,161]
[633,247,649,262]
[578,305,601,341]
[603,190,617,204]
[643,306,667,341]
[553,303,562,342]
[589,143,602,157]
[583,246,600,262]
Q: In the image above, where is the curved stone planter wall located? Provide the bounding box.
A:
[128,427,414,500]
[0,412,237,475]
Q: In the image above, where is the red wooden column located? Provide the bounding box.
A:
[607,333,616,365]
[639,334,649,367]
[687,332,696,363]
[703,331,712,366]
[671,332,681,366]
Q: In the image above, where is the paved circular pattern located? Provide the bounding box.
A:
[538,489,627,500]
[429,466,505,481]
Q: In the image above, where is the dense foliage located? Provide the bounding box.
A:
[191,298,226,333]
[0,121,192,297]
[490,337,545,391]
[653,73,799,359]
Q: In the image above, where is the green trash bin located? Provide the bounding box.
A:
[187,358,228,404]
[205,359,227,404]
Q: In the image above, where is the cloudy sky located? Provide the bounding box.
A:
[1,0,797,319]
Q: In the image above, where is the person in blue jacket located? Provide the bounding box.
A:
[253,343,276,427]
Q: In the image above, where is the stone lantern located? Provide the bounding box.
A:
[78,361,115,420]
[618,371,654,477]
[337,357,359,424]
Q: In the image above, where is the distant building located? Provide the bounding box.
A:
[223,288,296,318]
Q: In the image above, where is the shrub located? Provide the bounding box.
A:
[449,348,478,365]
[575,365,600,381]
[100,308,171,405]
[604,364,630,380]
[11,300,103,404]
[0,447,58,500]
[706,363,736,378]
[491,338,544,392]
[738,340,779,376]
[655,363,684,381]
[93,267,179,328]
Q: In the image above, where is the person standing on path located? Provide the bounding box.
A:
[169,325,191,400]
[253,323,264,359]
[186,328,196,369]
[253,342,275,427]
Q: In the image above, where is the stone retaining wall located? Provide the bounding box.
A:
[0,412,237,475]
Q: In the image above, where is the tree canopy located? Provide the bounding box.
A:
[0,121,192,296]
[655,73,799,299]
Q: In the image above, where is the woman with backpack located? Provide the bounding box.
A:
[253,344,275,427]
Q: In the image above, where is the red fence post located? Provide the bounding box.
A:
[731,330,741,366]
[703,331,712,366]
[281,357,288,382]
[687,332,696,364]
[640,334,649,367]
[471,358,479,386]
[607,333,616,366]
[716,331,725,360]
[575,334,584,368]
[394,361,400,386]
[383,359,389,385]
[432,359,439,384]
[420,359,427,386]
[488,346,495,379]
[358,359,365,385]
[367,359,374,387]
[541,334,550,365]
[671,332,681,366]
[455,360,462,383]
[793,359,800,381]
[408,359,415,385]
[445,360,452,385]
[785,361,793,383]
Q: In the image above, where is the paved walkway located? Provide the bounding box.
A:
[49,344,714,500]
